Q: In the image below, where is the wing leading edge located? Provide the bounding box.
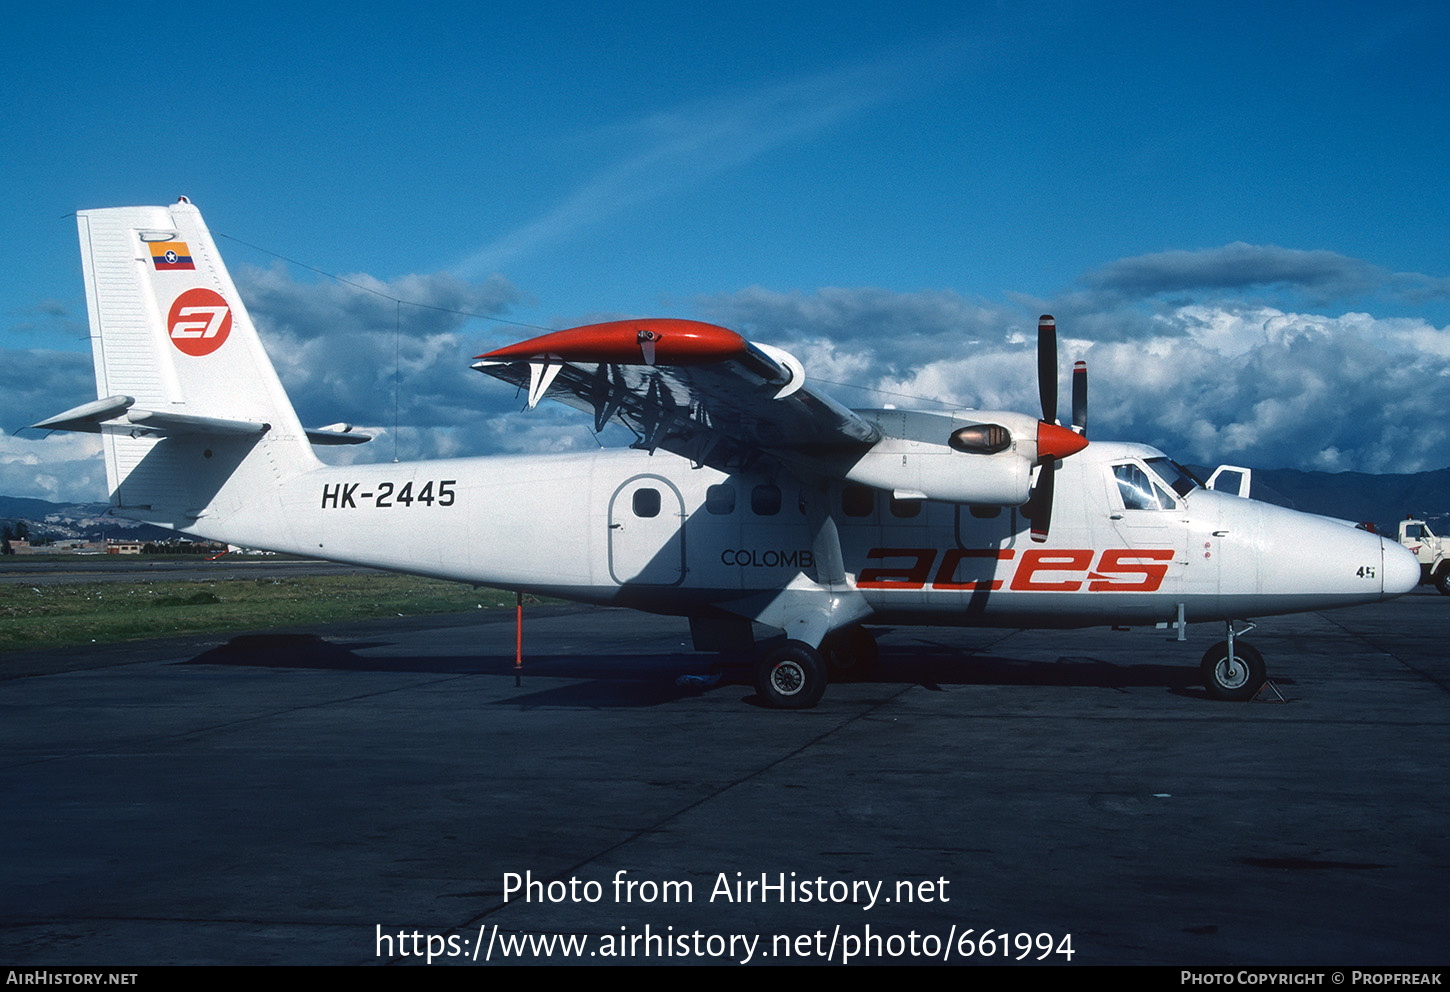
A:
[473,319,880,470]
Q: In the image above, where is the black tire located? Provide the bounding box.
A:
[821,625,879,682]
[1200,640,1266,701]
[755,641,828,709]
[1435,565,1450,596]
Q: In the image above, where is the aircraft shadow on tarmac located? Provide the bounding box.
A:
[175,632,1269,708]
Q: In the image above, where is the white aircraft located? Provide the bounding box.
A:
[34,199,1421,707]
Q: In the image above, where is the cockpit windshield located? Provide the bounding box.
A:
[1145,457,1201,498]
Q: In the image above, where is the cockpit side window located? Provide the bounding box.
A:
[1113,463,1176,511]
[1145,457,1201,498]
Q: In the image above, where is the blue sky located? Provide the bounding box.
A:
[4,1,1450,501]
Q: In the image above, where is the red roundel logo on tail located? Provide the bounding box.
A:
[167,288,233,357]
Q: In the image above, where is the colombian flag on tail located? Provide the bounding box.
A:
[149,241,195,270]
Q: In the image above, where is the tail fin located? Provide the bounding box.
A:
[37,198,318,526]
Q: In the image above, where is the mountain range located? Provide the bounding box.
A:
[0,496,172,544]
[1195,465,1450,534]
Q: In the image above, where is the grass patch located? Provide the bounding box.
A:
[0,574,520,652]
[151,591,222,608]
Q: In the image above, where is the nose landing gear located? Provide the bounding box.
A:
[1200,621,1267,701]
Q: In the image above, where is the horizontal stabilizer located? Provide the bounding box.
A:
[125,410,269,437]
[305,424,373,445]
[31,395,269,438]
[29,395,136,433]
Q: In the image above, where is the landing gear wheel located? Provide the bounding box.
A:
[1200,640,1266,701]
[1435,566,1450,596]
[821,625,879,682]
[755,641,828,709]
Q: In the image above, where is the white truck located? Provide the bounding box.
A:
[1398,518,1450,595]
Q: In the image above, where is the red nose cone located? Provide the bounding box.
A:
[1036,421,1089,461]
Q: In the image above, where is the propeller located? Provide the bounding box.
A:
[1028,315,1088,542]
[1038,315,1057,426]
[1071,360,1087,436]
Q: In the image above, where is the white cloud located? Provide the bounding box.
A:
[690,285,1450,474]
[0,432,104,502]
[1085,243,1388,299]
[232,264,533,460]
[11,241,1450,505]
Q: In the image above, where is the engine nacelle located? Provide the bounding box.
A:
[841,410,1049,505]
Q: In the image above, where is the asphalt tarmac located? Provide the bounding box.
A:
[2,590,1447,966]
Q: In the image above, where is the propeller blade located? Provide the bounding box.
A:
[1037,315,1057,424]
[1030,462,1054,543]
[1071,359,1087,436]
[1030,318,1080,543]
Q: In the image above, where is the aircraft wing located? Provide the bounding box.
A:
[472,319,881,469]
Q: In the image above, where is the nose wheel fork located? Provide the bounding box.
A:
[1200,621,1268,701]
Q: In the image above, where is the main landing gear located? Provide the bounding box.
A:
[1200,621,1267,701]
[753,625,878,709]
[755,641,827,709]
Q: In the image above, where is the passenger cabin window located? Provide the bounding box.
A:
[889,495,921,519]
[633,487,661,518]
[842,485,875,518]
[705,484,735,515]
[751,484,781,516]
[1113,463,1176,511]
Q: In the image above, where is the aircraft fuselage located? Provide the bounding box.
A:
[167,436,1415,633]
